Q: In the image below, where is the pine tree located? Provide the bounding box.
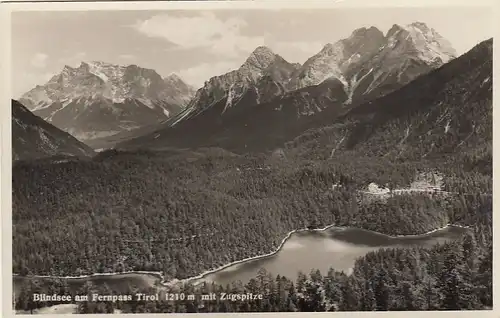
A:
[401,281,417,310]
[361,281,376,311]
[373,269,391,310]
[438,249,470,310]
[339,277,359,311]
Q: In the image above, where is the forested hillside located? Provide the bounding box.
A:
[12,147,491,280]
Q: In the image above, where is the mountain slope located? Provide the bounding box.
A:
[169,46,300,127]
[286,38,492,165]
[20,62,195,141]
[117,77,349,152]
[12,100,95,161]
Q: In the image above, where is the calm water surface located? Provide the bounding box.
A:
[194,225,467,286]
[13,226,467,296]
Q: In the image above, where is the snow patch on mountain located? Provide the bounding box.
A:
[444,120,451,134]
[223,84,237,113]
[171,107,197,126]
[345,68,374,104]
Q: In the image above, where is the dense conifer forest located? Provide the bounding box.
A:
[14,220,492,313]
[12,148,491,280]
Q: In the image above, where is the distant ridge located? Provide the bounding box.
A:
[12,99,95,161]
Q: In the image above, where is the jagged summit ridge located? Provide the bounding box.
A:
[24,61,195,108]
[287,21,457,105]
[23,60,195,112]
[289,21,456,92]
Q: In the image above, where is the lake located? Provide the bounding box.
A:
[191,225,468,286]
[13,225,468,297]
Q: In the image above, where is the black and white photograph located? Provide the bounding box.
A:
[4,0,495,315]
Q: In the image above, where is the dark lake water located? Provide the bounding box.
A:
[13,225,468,297]
[192,225,468,286]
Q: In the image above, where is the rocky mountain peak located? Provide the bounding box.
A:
[385,21,456,64]
[239,46,279,79]
[288,26,386,90]
[350,26,384,39]
[249,46,276,59]
[408,21,431,31]
[342,26,386,60]
[386,24,405,38]
[165,73,183,83]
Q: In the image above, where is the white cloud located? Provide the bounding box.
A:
[30,53,48,68]
[177,61,240,88]
[132,12,264,58]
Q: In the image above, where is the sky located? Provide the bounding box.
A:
[11,7,493,98]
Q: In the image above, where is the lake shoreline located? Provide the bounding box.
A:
[13,222,469,288]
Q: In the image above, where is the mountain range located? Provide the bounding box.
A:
[116,22,458,152]
[19,61,196,141]
[15,21,487,160]
[168,22,456,125]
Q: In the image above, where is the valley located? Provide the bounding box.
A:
[11,16,493,314]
